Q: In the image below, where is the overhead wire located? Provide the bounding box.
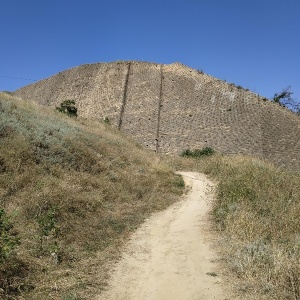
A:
[0,75,37,82]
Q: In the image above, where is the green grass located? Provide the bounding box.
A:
[0,93,184,299]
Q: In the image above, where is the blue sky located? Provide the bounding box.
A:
[0,0,299,103]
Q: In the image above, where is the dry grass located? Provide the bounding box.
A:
[167,154,300,299]
[0,93,184,299]
[1,91,299,299]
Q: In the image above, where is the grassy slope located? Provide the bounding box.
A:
[1,92,299,300]
[0,93,184,299]
[170,155,300,300]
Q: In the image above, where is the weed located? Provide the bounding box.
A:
[173,175,185,188]
[0,209,19,262]
[36,206,59,255]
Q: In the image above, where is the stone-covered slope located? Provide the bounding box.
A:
[14,61,300,172]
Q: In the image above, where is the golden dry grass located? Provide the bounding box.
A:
[167,154,300,299]
[0,93,184,299]
[1,92,299,299]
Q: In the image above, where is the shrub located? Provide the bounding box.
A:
[181,146,215,158]
[0,209,19,263]
[56,100,77,117]
[36,206,58,254]
[104,117,111,125]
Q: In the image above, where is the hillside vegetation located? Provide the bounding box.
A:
[1,92,299,300]
[14,61,300,173]
[171,155,300,299]
[0,92,184,299]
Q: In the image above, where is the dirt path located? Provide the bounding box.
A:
[99,172,234,300]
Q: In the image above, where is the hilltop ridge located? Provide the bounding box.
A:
[14,61,300,172]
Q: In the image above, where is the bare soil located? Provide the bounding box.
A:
[98,172,237,300]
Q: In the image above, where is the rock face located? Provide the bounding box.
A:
[14,61,300,172]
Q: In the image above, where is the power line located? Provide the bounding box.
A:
[0,75,37,81]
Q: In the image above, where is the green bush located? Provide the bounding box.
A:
[56,100,77,117]
[104,117,111,125]
[181,146,215,158]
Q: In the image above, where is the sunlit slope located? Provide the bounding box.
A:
[0,92,184,299]
[14,61,300,172]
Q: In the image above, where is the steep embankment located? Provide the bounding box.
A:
[14,61,300,172]
[0,92,184,299]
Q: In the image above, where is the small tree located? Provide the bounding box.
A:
[56,100,77,117]
[273,86,295,107]
[272,86,300,115]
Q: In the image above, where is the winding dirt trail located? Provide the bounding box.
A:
[99,172,235,300]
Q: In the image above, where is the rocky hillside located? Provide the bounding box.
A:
[14,61,300,172]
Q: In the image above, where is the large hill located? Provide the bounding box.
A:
[14,61,300,172]
[1,91,299,299]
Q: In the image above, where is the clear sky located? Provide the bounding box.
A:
[0,0,299,103]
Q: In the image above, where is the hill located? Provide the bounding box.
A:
[14,61,300,172]
[0,92,299,299]
[0,92,184,299]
